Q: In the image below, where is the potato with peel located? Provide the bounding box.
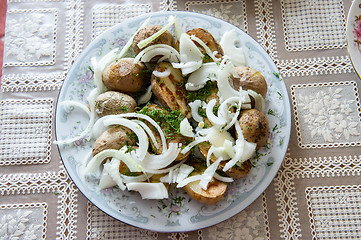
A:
[186,28,224,60]
[92,125,137,156]
[151,62,191,118]
[231,66,268,98]
[95,91,137,117]
[184,176,227,205]
[238,109,269,149]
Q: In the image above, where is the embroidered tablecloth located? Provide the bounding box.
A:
[1,0,360,239]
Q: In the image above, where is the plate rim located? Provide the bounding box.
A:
[55,10,292,232]
[346,0,361,80]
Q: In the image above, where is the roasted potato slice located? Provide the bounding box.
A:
[184,174,227,205]
[238,109,269,149]
[151,62,191,118]
[95,91,137,117]
[186,28,224,60]
[102,58,147,93]
[92,125,137,156]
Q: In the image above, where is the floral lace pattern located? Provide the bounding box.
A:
[0,203,47,240]
[291,81,361,149]
[4,9,57,67]
[200,194,269,240]
[185,0,248,32]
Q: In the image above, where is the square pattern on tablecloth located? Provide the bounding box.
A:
[0,98,53,165]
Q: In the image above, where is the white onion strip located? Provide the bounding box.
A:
[133,120,159,150]
[140,143,180,170]
[199,157,223,190]
[180,136,209,155]
[115,113,167,152]
[54,88,98,145]
[152,65,171,78]
[137,15,176,50]
[214,172,234,183]
[137,86,153,105]
[142,158,187,174]
[84,149,142,174]
[189,100,203,122]
[206,99,226,126]
[189,34,221,63]
[102,117,149,161]
[117,16,151,59]
[108,158,126,190]
[134,44,180,64]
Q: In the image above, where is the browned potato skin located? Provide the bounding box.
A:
[95,91,137,117]
[186,28,224,59]
[231,66,268,98]
[133,25,176,54]
[92,125,137,156]
[140,104,192,161]
[238,109,269,149]
[184,177,227,205]
[102,58,146,93]
[151,62,191,118]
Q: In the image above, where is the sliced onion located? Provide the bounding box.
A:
[206,99,226,126]
[84,148,142,174]
[152,65,171,78]
[54,88,98,145]
[217,60,240,101]
[140,143,180,170]
[126,182,169,199]
[108,158,126,190]
[120,173,151,183]
[220,30,246,67]
[189,100,203,122]
[160,164,194,184]
[137,85,153,105]
[115,112,167,152]
[142,158,187,174]
[247,89,266,113]
[116,16,151,60]
[190,34,221,62]
[177,175,203,188]
[137,15,176,50]
[185,62,218,91]
[180,136,209,155]
[179,118,194,137]
[99,160,116,189]
[102,117,149,161]
[133,120,159,150]
[134,44,180,64]
[214,172,234,183]
[199,157,223,190]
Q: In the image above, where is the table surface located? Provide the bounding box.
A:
[1,0,361,239]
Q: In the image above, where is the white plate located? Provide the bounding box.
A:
[55,11,291,232]
[347,0,361,78]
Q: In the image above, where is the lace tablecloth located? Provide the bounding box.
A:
[1,0,360,239]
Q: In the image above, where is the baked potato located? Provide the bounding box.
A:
[238,109,269,149]
[231,66,268,98]
[92,125,137,156]
[133,25,176,55]
[102,58,147,93]
[151,62,191,118]
[183,166,227,204]
[95,91,137,117]
[186,28,224,60]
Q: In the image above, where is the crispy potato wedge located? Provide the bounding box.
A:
[151,62,191,118]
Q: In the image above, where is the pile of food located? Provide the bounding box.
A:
[56,16,270,205]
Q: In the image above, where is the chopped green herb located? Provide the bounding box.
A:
[186,81,217,102]
[267,109,276,116]
[267,162,274,166]
[88,66,94,74]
